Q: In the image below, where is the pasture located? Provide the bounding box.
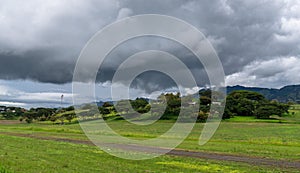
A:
[0,105,300,172]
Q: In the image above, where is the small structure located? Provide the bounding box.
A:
[188,102,197,105]
[212,101,222,106]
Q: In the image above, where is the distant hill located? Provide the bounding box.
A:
[95,85,300,105]
[226,85,300,103]
[96,98,152,107]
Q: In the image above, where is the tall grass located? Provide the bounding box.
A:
[0,166,11,173]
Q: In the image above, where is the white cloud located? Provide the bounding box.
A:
[0,101,26,107]
[183,86,201,95]
[226,56,300,88]
[275,17,300,42]
[0,81,73,108]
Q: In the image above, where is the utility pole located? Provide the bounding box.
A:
[61,94,64,108]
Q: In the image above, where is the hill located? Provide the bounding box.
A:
[95,85,300,105]
[226,85,300,103]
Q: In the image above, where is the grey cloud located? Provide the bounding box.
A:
[0,0,300,91]
[96,36,209,93]
[0,51,75,83]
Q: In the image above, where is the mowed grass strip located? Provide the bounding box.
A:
[0,134,298,173]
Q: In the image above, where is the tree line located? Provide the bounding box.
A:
[0,90,291,123]
[98,90,290,122]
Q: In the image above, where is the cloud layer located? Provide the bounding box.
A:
[0,80,73,108]
[0,0,300,91]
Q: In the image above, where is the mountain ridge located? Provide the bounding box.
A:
[226,84,300,103]
[95,84,300,104]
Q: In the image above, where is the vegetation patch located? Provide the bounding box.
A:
[0,166,12,173]
[156,161,241,172]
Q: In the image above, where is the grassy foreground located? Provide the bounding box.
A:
[0,133,296,173]
[0,118,300,172]
[1,106,300,172]
[2,120,300,160]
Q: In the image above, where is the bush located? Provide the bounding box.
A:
[65,106,74,111]
[197,111,208,123]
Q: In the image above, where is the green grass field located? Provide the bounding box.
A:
[0,105,300,172]
[2,134,294,173]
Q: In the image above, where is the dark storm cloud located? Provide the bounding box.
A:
[0,0,300,90]
[0,51,75,83]
[96,36,209,92]
[0,0,120,82]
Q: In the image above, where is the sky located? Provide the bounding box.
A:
[0,0,300,108]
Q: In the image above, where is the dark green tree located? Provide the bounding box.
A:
[224,90,266,117]
[224,90,290,119]
[255,102,289,119]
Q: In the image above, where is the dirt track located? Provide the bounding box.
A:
[0,120,23,125]
[1,131,300,170]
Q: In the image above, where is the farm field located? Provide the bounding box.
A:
[1,115,300,172]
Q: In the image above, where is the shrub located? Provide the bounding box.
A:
[197,111,208,123]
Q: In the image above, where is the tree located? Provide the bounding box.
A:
[255,102,289,119]
[99,106,111,115]
[224,90,266,117]
[102,102,113,107]
[50,115,57,123]
[130,98,150,113]
[199,89,212,98]
[159,93,181,120]
[200,96,211,106]
[197,111,208,122]
[22,112,38,123]
[64,112,76,123]
[224,90,290,119]
[65,106,74,111]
